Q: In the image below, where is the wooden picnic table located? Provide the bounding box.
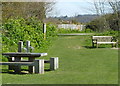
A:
[2,52,47,73]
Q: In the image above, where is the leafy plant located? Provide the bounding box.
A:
[2,17,58,53]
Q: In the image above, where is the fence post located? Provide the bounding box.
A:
[9,41,23,71]
[43,23,46,40]
[50,57,59,70]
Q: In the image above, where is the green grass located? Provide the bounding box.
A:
[2,36,118,84]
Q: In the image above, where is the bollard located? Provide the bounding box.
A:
[50,57,59,70]
[26,41,30,52]
[18,41,23,52]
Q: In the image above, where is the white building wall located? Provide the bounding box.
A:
[58,24,85,31]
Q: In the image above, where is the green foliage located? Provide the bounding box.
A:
[86,13,119,32]
[2,17,58,53]
[95,30,118,37]
[82,28,94,33]
[57,28,94,33]
[57,28,82,33]
[46,23,58,37]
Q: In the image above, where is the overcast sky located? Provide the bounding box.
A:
[48,0,97,17]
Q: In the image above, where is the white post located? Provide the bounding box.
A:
[34,59,44,74]
[50,57,59,70]
[43,23,46,40]
[56,57,59,69]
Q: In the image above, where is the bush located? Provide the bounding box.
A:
[57,28,82,33]
[2,17,58,53]
[95,30,118,37]
[86,13,119,32]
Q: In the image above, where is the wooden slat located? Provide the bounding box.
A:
[12,59,50,63]
[0,62,34,66]
[2,53,48,57]
[97,42,117,44]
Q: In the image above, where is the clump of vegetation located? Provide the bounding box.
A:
[57,28,94,33]
[2,17,58,53]
[86,13,119,32]
[57,28,81,33]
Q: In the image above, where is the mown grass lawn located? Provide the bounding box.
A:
[2,35,118,84]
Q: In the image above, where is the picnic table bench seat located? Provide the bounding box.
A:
[0,57,59,74]
[0,60,44,74]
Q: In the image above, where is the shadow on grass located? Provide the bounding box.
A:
[1,69,51,75]
[1,69,30,75]
[45,69,51,72]
[83,46,107,49]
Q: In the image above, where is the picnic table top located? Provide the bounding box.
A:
[2,52,48,57]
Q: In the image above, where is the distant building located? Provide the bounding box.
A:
[58,24,85,31]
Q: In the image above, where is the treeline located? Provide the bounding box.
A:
[86,12,120,32]
[86,0,120,32]
[2,2,54,21]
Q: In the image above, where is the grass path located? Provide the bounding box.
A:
[2,36,118,84]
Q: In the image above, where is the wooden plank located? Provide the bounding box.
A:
[92,36,112,38]
[28,57,35,73]
[14,60,50,63]
[0,62,34,66]
[0,59,45,74]
[97,42,117,44]
[2,53,48,57]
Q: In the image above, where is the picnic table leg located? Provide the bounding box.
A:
[34,59,44,74]
[14,57,21,74]
[112,43,116,48]
[8,57,15,70]
[116,43,118,48]
[97,44,98,48]
[28,57,35,74]
[92,42,94,48]
[112,43,114,47]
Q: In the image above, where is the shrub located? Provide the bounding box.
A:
[2,17,58,53]
[57,28,82,33]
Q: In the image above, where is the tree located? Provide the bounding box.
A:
[93,0,111,32]
[86,0,119,32]
[2,2,55,21]
[108,0,120,30]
